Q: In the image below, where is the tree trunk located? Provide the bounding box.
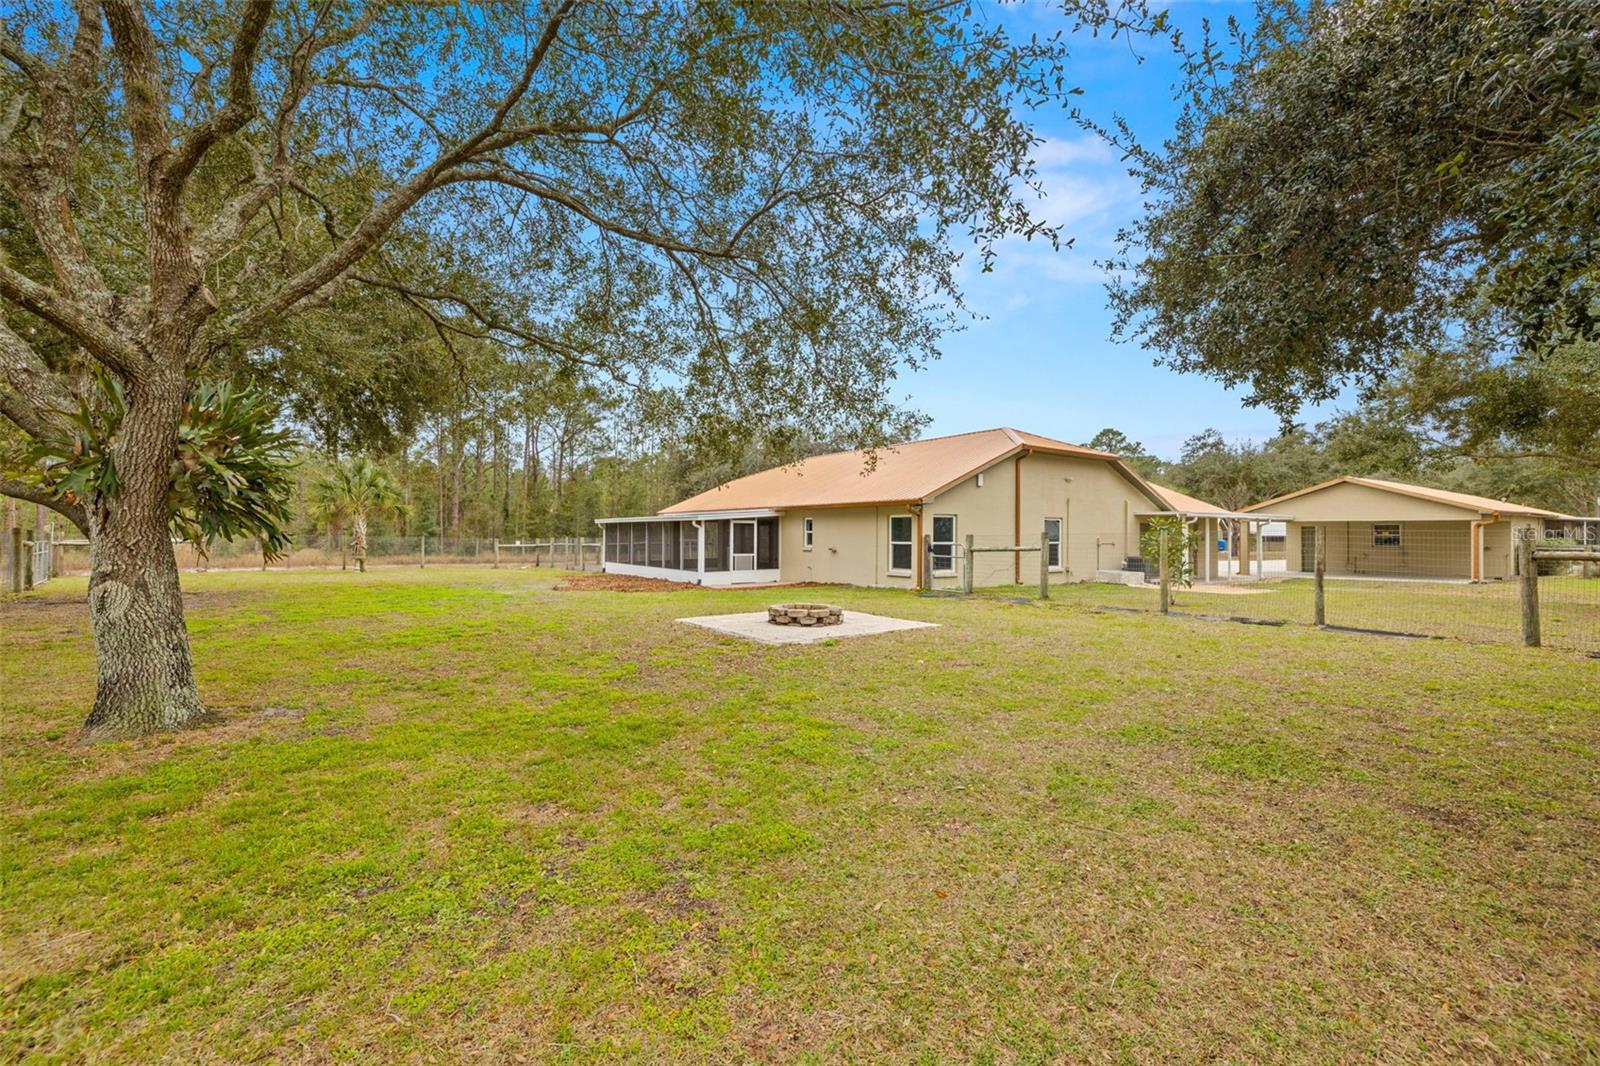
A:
[81,376,205,740]
[352,509,368,573]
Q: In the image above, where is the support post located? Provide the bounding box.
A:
[1519,532,1541,647]
[10,527,22,593]
[1039,529,1049,599]
[1255,520,1265,577]
[1313,526,1326,626]
[963,533,974,595]
[493,538,500,569]
[1158,528,1170,614]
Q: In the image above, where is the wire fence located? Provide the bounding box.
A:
[1099,528,1600,655]
[48,535,603,576]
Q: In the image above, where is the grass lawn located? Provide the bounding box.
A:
[1060,575,1600,652]
[3,567,1598,1062]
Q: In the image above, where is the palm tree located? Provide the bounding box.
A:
[310,457,405,573]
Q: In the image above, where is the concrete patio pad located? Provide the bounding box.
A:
[676,610,938,645]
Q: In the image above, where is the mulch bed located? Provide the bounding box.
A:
[553,574,842,594]
[553,574,699,593]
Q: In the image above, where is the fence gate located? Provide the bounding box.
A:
[29,537,52,587]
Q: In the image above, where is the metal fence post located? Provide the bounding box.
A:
[1313,525,1326,626]
[1519,531,1541,647]
[1158,528,1170,614]
[1039,529,1049,599]
[963,533,974,595]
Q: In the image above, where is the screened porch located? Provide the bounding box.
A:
[596,510,781,585]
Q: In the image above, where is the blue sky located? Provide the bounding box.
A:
[909,1,1336,460]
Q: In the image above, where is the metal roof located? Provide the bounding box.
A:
[656,428,1143,514]
[1244,476,1574,519]
[595,508,779,524]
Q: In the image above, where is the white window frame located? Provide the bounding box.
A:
[802,517,814,551]
[887,514,914,576]
[931,514,957,576]
[1044,517,1063,571]
[1372,522,1402,548]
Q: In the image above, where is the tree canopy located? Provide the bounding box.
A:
[1106,0,1600,424]
[2,0,1159,736]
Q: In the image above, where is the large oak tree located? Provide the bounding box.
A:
[1106,0,1599,436]
[2,1,1137,737]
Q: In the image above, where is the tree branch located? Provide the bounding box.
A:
[0,317,80,436]
[437,165,778,260]
[0,475,87,531]
[0,3,117,312]
[347,270,641,392]
[0,266,139,374]
[220,0,582,342]
[165,0,275,188]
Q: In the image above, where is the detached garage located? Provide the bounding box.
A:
[1244,477,1575,582]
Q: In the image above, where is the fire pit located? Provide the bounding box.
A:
[768,602,844,627]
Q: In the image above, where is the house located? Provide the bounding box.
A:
[1243,476,1579,581]
[598,428,1208,588]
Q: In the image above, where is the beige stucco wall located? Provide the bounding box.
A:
[775,451,1159,588]
[1272,482,1479,523]
[779,505,919,587]
[1286,520,1472,579]
[1284,512,1548,582]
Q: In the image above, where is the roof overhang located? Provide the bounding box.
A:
[1136,509,1297,522]
[596,508,780,524]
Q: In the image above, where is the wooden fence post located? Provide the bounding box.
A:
[1313,526,1326,626]
[420,535,426,568]
[10,527,21,593]
[493,538,500,569]
[963,533,974,595]
[1039,529,1049,599]
[922,533,933,591]
[1158,528,1170,614]
[1519,532,1541,647]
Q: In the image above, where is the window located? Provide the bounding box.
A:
[888,515,914,574]
[803,517,814,550]
[1044,517,1063,570]
[1372,523,1401,547]
[931,515,956,575]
